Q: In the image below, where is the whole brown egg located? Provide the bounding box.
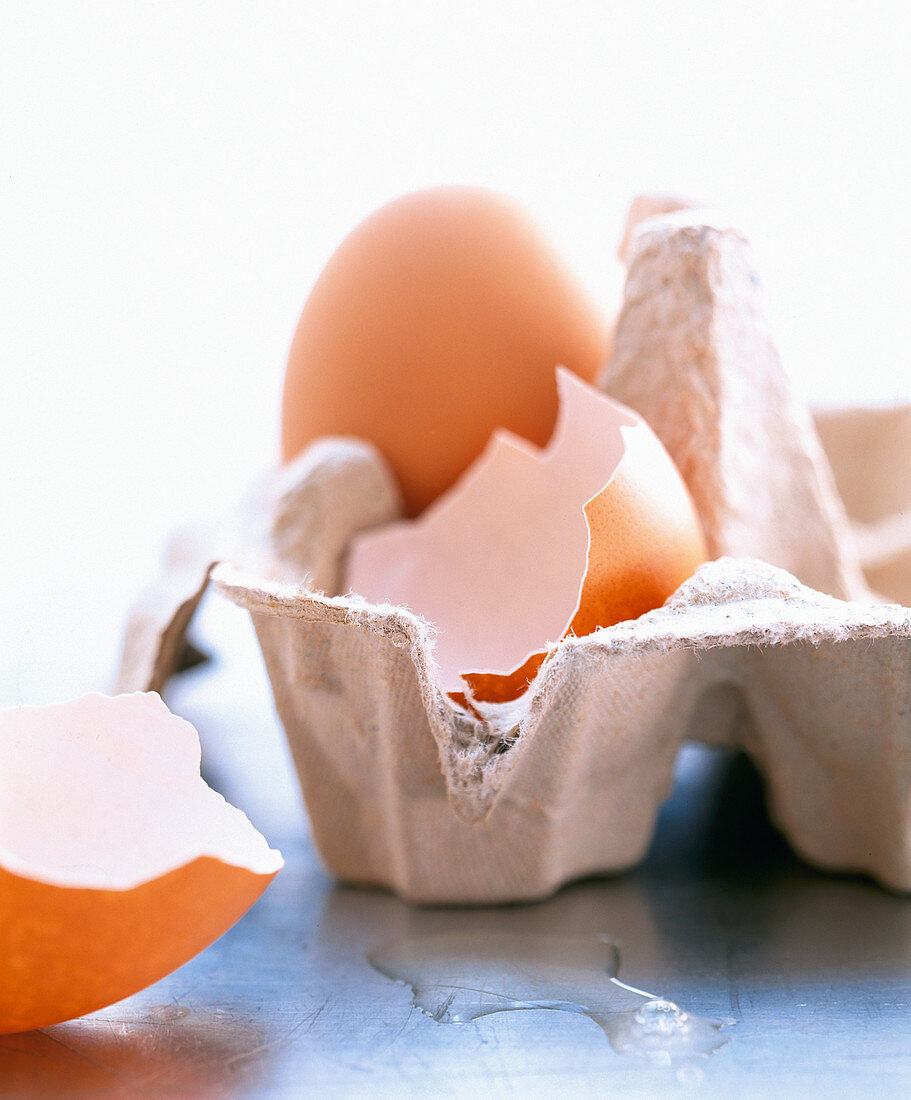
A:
[281,186,611,516]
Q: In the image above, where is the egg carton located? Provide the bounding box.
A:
[117,206,911,904]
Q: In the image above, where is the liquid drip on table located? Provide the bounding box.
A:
[368,931,730,1065]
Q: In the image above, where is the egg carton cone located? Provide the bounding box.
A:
[118,205,911,904]
[604,208,869,603]
[114,441,400,695]
[813,402,911,608]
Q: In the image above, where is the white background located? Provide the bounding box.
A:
[2,2,909,706]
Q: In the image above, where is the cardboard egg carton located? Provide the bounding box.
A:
[118,203,911,904]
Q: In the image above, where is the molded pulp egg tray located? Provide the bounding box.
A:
[118,206,911,904]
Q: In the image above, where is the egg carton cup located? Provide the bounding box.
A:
[118,206,911,904]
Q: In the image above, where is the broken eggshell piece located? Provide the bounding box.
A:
[346,368,707,704]
[0,692,283,1034]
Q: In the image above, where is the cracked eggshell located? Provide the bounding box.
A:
[346,368,706,704]
[0,692,283,1034]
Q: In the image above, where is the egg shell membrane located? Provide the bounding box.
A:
[0,692,281,888]
[465,416,709,704]
[0,692,282,1033]
[346,369,707,705]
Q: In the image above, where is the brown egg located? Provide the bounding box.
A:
[281,186,610,516]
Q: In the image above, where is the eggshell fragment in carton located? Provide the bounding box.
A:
[347,368,706,706]
[117,197,910,904]
[0,692,283,1033]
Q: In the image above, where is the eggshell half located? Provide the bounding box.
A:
[346,369,707,703]
[281,186,610,516]
[0,692,283,1034]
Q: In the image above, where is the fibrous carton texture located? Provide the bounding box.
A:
[119,205,911,904]
[604,211,868,602]
[115,441,401,695]
[215,556,910,903]
[813,403,911,607]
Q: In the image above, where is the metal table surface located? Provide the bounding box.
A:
[3,597,911,1099]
